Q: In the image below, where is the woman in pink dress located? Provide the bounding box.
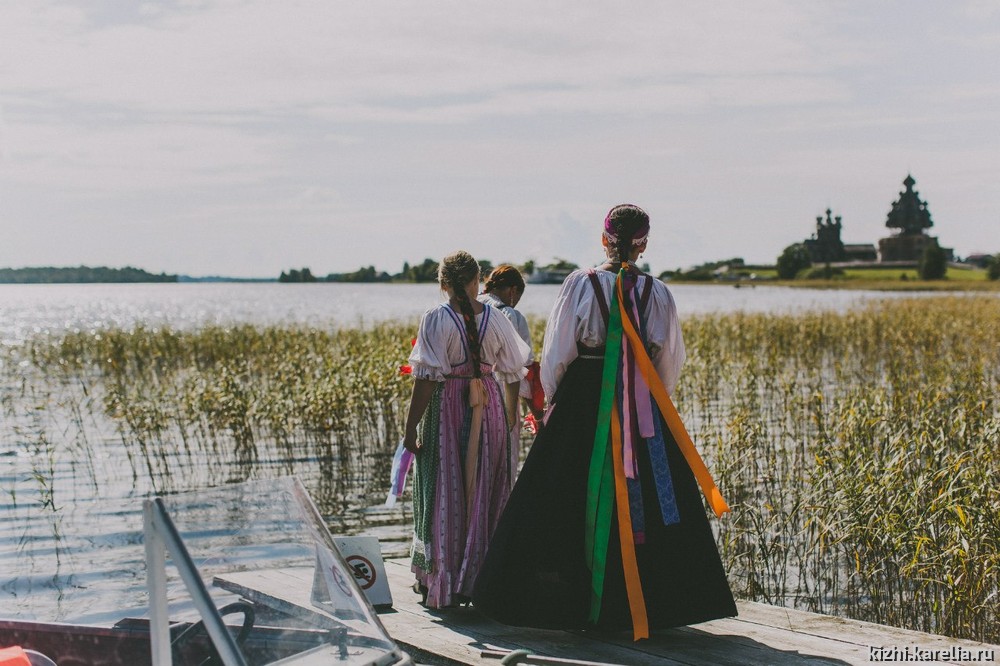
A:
[403,250,530,608]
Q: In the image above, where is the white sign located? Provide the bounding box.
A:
[333,536,393,608]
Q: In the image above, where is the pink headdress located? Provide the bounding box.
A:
[602,205,650,248]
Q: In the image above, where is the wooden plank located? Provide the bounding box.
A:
[580,608,998,666]
[381,559,663,666]
[214,568,342,630]
[480,649,639,665]
[735,600,999,655]
[383,558,862,666]
[603,618,871,666]
[214,556,1000,666]
[381,557,1000,666]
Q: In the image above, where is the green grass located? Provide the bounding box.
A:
[670,264,998,290]
[841,266,989,281]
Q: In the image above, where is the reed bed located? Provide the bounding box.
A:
[683,296,1000,642]
[10,323,416,511]
[2,295,998,641]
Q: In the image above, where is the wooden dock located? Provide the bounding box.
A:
[377,557,999,666]
[212,546,999,666]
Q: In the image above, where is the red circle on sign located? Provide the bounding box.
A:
[346,555,377,590]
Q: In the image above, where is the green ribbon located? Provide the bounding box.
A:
[584,269,624,624]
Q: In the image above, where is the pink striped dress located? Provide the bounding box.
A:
[408,302,530,608]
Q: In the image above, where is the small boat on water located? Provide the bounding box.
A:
[526,267,574,284]
[0,478,413,666]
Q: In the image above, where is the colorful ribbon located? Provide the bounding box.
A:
[525,361,545,413]
[584,267,730,641]
[616,277,730,519]
[385,439,415,507]
[584,274,623,625]
[611,400,648,639]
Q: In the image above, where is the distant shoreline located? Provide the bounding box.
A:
[0,266,281,284]
[668,278,1000,292]
[0,265,179,284]
[3,264,997,291]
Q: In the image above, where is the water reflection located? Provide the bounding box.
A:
[0,281,977,345]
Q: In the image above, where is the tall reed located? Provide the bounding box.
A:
[16,323,416,506]
[680,297,1000,642]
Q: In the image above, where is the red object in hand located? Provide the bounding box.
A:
[523,413,539,434]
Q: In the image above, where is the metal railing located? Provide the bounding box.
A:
[144,497,248,666]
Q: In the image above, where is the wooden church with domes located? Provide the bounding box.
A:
[877,174,952,262]
[800,175,952,267]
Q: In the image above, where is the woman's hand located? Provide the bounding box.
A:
[403,429,421,454]
[531,408,546,433]
[504,381,520,431]
[404,378,435,454]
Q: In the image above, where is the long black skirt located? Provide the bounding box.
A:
[472,357,737,631]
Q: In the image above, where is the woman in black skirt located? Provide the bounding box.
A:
[472,204,736,640]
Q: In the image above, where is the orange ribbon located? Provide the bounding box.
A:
[611,401,649,640]
[616,279,730,518]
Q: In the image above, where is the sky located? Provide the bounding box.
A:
[1,1,998,278]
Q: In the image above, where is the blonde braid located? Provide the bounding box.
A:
[439,251,483,378]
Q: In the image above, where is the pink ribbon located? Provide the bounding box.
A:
[629,293,655,439]
[622,334,637,479]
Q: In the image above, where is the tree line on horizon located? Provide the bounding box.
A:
[279,258,582,283]
[279,260,450,283]
[7,248,994,287]
[0,265,178,284]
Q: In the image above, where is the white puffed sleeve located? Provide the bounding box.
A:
[540,269,686,399]
[645,280,686,395]
[407,307,453,381]
[540,270,594,400]
[483,306,531,384]
[477,294,534,364]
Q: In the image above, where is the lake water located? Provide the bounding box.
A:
[0,281,963,346]
[0,282,988,625]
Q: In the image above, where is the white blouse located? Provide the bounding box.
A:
[409,303,531,385]
[540,268,686,400]
[479,292,535,400]
[477,292,534,364]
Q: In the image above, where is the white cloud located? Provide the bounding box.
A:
[0,1,839,118]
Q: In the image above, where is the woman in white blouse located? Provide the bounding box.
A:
[474,205,736,634]
[403,251,530,609]
[478,264,542,475]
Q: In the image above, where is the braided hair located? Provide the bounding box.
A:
[604,204,650,268]
[483,264,525,294]
[439,250,484,378]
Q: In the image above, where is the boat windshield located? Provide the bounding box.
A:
[145,476,410,665]
[0,477,411,666]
